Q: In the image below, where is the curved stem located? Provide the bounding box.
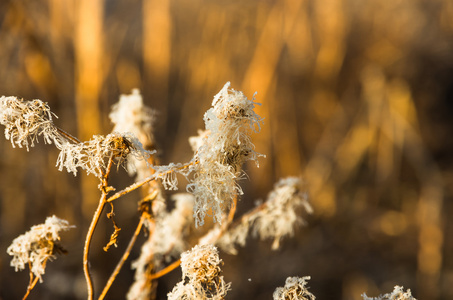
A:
[22,275,39,300]
[83,155,114,300]
[83,192,107,300]
[99,215,145,300]
[148,259,181,281]
[107,161,197,203]
[56,126,81,144]
[22,262,39,300]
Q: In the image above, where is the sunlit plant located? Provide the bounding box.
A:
[1,83,414,300]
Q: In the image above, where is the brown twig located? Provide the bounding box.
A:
[106,161,197,203]
[83,154,115,300]
[22,262,40,300]
[56,126,81,144]
[148,259,181,281]
[99,215,146,300]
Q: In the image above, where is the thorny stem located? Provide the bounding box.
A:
[83,154,115,300]
[106,161,198,203]
[99,215,145,300]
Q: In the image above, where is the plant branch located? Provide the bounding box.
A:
[56,126,81,144]
[83,154,115,300]
[99,215,145,300]
[148,259,181,281]
[106,161,197,203]
[22,262,40,300]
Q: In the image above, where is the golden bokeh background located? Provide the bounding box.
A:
[1,0,453,299]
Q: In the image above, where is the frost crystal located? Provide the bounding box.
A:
[187,82,263,226]
[0,96,67,150]
[273,276,315,300]
[167,244,231,300]
[6,216,74,282]
[362,286,417,300]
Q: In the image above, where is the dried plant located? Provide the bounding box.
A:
[273,276,315,300]
[6,216,74,299]
[2,83,415,300]
[362,286,417,300]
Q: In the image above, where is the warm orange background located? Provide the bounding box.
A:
[0,0,452,299]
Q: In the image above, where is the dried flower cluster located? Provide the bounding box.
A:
[0,96,67,150]
[167,244,231,300]
[56,132,153,178]
[7,216,74,282]
[0,95,152,179]
[217,177,312,253]
[1,84,416,300]
[362,286,417,300]
[109,89,156,179]
[127,194,194,300]
[250,177,312,249]
[147,82,263,227]
[273,276,316,300]
[187,82,263,226]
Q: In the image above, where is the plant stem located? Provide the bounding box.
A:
[107,161,197,203]
[83,155,114,300]
[99,215,145,300]
[148,259,181,280]
[22,262,39,300]
[56,126,81,144]
[22,275,39,300]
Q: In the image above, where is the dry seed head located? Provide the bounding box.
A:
[56,132,153,177]
[168,244,231,300]
[251,177,312,250]
[0,96,67,150]
[6,216,74,282]
[188,82,263,227]
[273,276,315,300]
[109,89,156,179]
[362,286,417,300]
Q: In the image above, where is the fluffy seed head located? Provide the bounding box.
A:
[188,82,263,226]
[0,96,67,150]
[56,132,153,177]
[273,276,315,300]
[6,216,74,282]
[362,286,417,300]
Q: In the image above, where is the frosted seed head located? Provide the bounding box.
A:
[362,286,417,300]
[56,132,154,178]
[168,244,231,300]
[0,96,67,151]
[251,177,312,250]
[187,82,263,227]
[273,276,315,300]
[6,216,74,282]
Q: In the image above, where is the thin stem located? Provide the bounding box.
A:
[83,193,107,299]
[22,274,39,300]
[226,195,238,227]
[107,161,197,203]
[56,126,81,144]
[83,155,115,300]
[22,262,37,300]
[99,215,145,300]
[148,259,181,280]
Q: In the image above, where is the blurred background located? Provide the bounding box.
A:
[1,0,453,299]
